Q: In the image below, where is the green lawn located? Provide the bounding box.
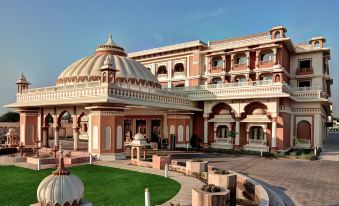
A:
[0,165,181,206]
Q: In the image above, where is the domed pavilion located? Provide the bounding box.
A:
[6,34,199,160]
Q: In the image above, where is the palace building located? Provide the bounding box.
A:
[5,26,333,159]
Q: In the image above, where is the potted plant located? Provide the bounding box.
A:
[152,153,171,170]
[192,184,230,206]
[186,158,208,176]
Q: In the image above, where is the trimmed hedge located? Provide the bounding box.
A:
[0,147,18,156]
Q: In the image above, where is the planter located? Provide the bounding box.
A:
[186,160,208,176]
[192,187,230,206]
[208,171,237,205]
[152,154,171,170]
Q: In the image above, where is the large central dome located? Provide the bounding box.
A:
[56,34,160,88]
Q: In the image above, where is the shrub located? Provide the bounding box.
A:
[214,169,228,175]
[191,158,204,162]
[201,184,221,192]
[0,147,18,155]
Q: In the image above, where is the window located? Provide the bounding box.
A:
[218,126,228,139]
[298,80,311,87]
[236,55,247,64]
[174,63,184,73]
[274,31,281,39]
[261,75,272,81]
[212,56,223,67]
[212,77,223,84]
[235,76,246,82]
[157,66,167,74]
[260,52,273,61]
[250,126,264,140]
[314,41,320,48]
[299,59,311,69]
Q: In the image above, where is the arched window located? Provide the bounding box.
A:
[234,75,246,83]
[157,66,167,74]
[274,74,281,82]
[218,126,228,139]
[212,56,223,67]
[297,120,311,139]
[274,31,281,39]
[174,63,184,73]
[178,125,184,142]
[250,126,264,140]
[314,41,320,48]
[211,77,223,84]
[260,50,274,62]
[235,53,247,65]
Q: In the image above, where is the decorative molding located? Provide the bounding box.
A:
[90,111,124,117]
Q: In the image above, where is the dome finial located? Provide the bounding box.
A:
[106,32,115,46]
[52,143,70,176]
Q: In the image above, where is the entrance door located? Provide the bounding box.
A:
[151,119,161,142]
[136,120,147,136]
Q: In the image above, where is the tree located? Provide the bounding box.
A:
[0,111,20,122]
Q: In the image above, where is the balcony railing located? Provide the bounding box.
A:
[157,73,168,79]
[173,71,185,78]
[233,63,247,70]
[259,60,274,67]
[249,139,266,145]
[215,137,232,144]
[210,66,223,73]
[296,67,313,75]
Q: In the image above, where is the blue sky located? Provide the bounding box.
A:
[0,0,339,115]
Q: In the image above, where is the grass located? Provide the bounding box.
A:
[0,165,180,206]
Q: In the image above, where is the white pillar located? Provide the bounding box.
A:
[235,118,240,146]
[164,164,169,178]
[214,127,217,142]
[272,118,277,148]
[54,127,59,148]
[314,114,321,147]
[73,128,79,151]
[145,188,150,206]
[203,116,208,145]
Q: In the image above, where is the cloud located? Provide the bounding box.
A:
[188,8,225,20]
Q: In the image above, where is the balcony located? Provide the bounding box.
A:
[173,71,185,78]
[296,68,313,76]
[210,66,224,73]
[259,60,274,68]
[233,63,247,71]
[292,86,328,101]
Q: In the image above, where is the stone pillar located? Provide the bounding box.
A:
[271,117,277,149]
[256,50,260,69]
[273,48,278,65]
[222,55,226,72]
[203,114,209,145]
[73,127,79,151]
[230,54,234,71]
[235,118,240,147]
[246,130,250,144]
[54,127,59,148]
[246,51,250,68]
[163,113,168,139]
[214,126,217,142]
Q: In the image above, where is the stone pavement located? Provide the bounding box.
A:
[94,160,203,206]
[319,132,339,161]
[175,154,339,206]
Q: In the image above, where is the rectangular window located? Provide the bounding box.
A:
[299,59,311,69]
[298,80,311,87]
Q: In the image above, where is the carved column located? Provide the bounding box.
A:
[246,51,250,68]
[256,50,260,69]
[42,126,48,147]
[273,48,278,65]
[203,114,209,146]
[222,55,226,72]
[54,126,59,148]
[235,117,240,147]
[230,54,235,71]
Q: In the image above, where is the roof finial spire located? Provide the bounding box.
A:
[52,143,70,176]
[106,32,115,46]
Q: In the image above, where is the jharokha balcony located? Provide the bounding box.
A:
[296,67,314,75]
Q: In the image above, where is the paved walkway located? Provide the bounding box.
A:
[319,132,339,161]
[94,160,203,206]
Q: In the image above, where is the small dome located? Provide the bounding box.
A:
[252,108,266,115]
[37,146,84,206]
[16,73,29,84]
[6,128,17,136]
[129,132,150,147]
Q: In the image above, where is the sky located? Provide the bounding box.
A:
[0,0,339,116]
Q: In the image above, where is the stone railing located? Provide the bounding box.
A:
[259,60,274,66]
[173,71,185,78]
[249,139,266,145]
[16,81,193,107]
[210,66,223,73]
[233,63,247,70]
[215,138,232,144]
[157,73,168,80]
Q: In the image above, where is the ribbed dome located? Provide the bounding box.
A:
[56,34,159,88]
[37,174,84,206]
[36,146,85,206]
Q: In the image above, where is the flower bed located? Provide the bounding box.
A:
[186,159,208,176]
[192,184,230,206]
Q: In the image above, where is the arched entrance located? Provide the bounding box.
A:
[297,120,311,140]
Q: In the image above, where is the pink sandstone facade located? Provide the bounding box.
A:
[5,26,333,158]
